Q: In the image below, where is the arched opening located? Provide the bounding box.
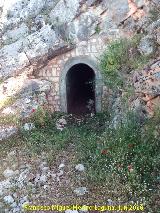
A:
[60,56,103,114]
[66,63,95,114]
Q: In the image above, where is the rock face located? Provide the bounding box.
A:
[133,59,160,116]
[0,75,52,115]
[0,74,52,140]
[1,0,153,79]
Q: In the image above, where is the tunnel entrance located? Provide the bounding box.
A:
[60,56,102,113]
[66,63,95,114]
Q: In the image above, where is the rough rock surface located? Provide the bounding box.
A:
[133,58,160,116]
[0,74,52,140]
[138,35,157,56]
[0,73,51,98]
[0,126,18,141]
[1,0,154,79]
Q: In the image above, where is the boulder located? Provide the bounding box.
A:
[3,169,16,178]
[23,25,58,63]
[73,187,87,196]
[23,123,35,131]
[0,76,51,99]
[138,35,157,56]
[3,195,14,205]
[76,12,99,41]
[0,126,18,141]
[0,24,69,79]
[75,164,85,172]
[0,179,12,196]
[59,163,65,169]
[20,79,52,95]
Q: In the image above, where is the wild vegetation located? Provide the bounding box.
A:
[99,36,153,89]
[1,106,159,212]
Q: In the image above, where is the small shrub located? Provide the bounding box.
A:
[64,36,75,45]
[29,106,52,128]
[99,36,150,89]
[95,25,101,34]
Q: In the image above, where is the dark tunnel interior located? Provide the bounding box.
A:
[66,63,95,114]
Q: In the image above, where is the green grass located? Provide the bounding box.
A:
[20,110,160,187]
[1,110,159,211]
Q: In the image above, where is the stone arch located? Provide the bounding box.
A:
[59,56,103,113]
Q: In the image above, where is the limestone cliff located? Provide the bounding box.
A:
[0,0,158,79]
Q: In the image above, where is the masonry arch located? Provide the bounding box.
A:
[60,56,103,114]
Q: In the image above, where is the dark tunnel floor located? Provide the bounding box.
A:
[66,63,96,115]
